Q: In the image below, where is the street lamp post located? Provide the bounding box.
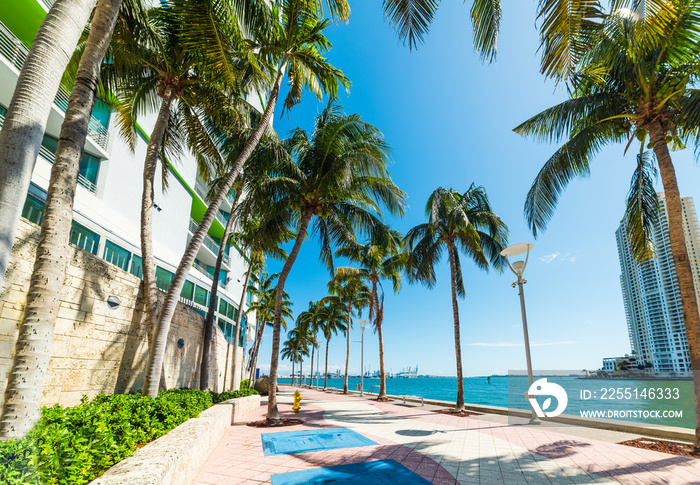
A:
[356,320,370,396]
[501,242,540,424]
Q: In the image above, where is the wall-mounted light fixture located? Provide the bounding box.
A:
[106,295,120,309]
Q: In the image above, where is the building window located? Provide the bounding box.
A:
[180,279,194,300]
[21,194,45,225]
[155,266,174,291]
[103,240,131,271]
[70,222,99,255]
[239,318,247,347]
[194,284,208,306]
[130,255,143,279]
[246,288,253,305]
[38,133,101,192]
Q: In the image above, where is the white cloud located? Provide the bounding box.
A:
[467,341,578,347]
[539,252,559,263]
[539,252,577,263]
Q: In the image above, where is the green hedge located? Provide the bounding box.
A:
[0,389,212,485]
[210,386,259,404]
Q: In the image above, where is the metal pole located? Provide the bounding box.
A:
[517,276,540,424]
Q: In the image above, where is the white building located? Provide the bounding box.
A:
[0,2,256,386]
[615,193,700,376]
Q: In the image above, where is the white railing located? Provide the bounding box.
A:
[0,21,109,150]
[189,218,225,258]
[37,144,97,193]
[38,0,56,11]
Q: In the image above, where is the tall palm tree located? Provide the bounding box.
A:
[288,320,313,385]
[0,0,99,293]
[336,227,405,400]
[405,186,508,412]
[245,273,294,383]
[324,274,370,393]
[296,301,324,387]
[513,2,700,450]
[143,0,350,397]
[0,0,124,438]
[281,338,302,385]
[201,138,290,391]
[318,301,347,390]
[103,2,250,374]
[243,101,406,424]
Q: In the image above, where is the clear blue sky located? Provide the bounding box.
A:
[255,1,700,378]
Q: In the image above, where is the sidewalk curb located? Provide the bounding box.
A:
[89,395,261,485]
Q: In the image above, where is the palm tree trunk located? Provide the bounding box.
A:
[231,260,254,390]
[267,210,313,423]
[143,58,290,397]
[299,357,303,387]
[315,343,320,388]
[343,304,351,393]
[324,337,330,390]
[374,280,388,401]
[248,316,264,383]
[0,0,97,293]
[446,241,465,411]
[0,0,120,438]
[291,360,295,386]
[140,85,176,394]
[309,335,315,387]
[648,121,700,452]
[199,202,236,390]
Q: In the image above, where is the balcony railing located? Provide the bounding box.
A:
[39,0,56,11]
[0,103,96,193]
[189,218,229,265]
[0,21,109,150]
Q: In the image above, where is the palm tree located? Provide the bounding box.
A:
[143,0,350,397]
[281,338,302,385]
[318,301,347,390]
[324,274,370,393]
[243,101,406,424]
[336,227,405,401]
[288,320,313,386]
[405,186,508,412]
[201,139,290,391]
[0,0,124,438]
[245,273,294,383]
[103,2,250,376]
[513,3,700,451]
[0,0,100,293]
[296,301,324,387]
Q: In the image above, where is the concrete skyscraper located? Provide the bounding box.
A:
[615,193,700,375]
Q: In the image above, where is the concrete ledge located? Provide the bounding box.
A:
[312,386,694,443]
[90,394,261,485]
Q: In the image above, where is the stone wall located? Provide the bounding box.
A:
[0,219,241,408]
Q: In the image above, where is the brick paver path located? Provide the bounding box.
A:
[193,386,700,484]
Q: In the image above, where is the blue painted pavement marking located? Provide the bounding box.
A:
[261,428,377,456]
[270,459,434,485]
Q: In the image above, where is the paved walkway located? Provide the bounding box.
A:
[193,386,700,485]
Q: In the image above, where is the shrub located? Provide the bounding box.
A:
[210,387,259,404]
[0,389,212,485]
[240,379,250,389]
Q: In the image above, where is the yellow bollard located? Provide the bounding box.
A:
[293,390,302,413]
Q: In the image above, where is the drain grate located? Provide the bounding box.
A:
[261,428,377,456]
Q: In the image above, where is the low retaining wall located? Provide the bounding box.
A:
[90,394,261,485]
[314,386,694,443]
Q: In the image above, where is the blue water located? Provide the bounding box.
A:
[280,376,694,429]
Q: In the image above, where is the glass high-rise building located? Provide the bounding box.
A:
[615,194,700,375]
